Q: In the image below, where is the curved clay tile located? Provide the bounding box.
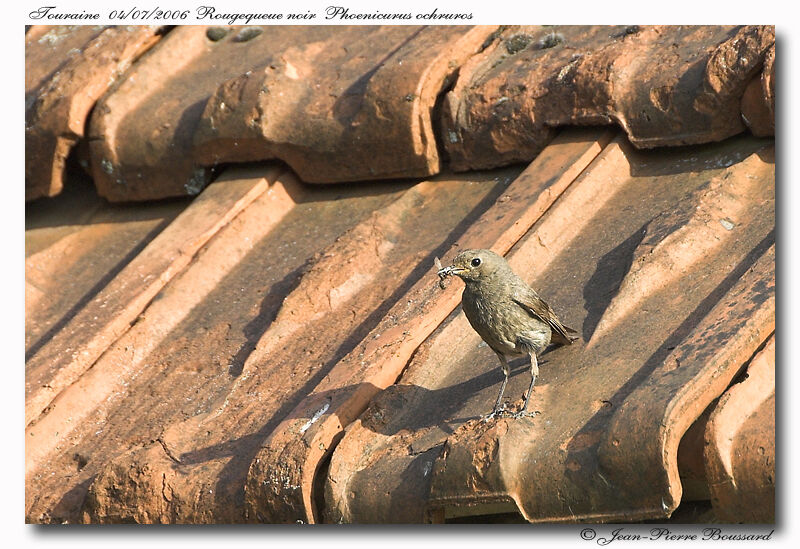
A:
[442,25,774,172]
[25,25,163,200]
[325,138,774,523]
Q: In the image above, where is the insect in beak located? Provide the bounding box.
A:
[434,257,454,289]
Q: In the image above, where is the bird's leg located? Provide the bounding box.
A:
[513,352,541,419]
[483,352,511,421]
[493,352,511,413]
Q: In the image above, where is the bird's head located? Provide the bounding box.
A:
[438,249,509,284]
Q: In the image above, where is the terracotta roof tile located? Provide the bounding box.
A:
[28,163,519,522]
[741,43,775,137]
[29,25,774,203]
[704,336,775,522]
[25,166,281,428]
[25,25,776,524]
[25,26,163,200]
[88,25,335,202]
[248,128,614,523]
[325,137,774,523]
[193,26,496,183]
[25,170,188,374]
[442,25,774,171]
[26,26,107,98]
[88,25,496,202]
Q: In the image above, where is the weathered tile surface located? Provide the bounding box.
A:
[26,26,106,99]
[193,26,496,183]
[741,44,775,137]
[25,166,282,429]
[325,136,774,523]
[88,26,332,201]
[27,164,515,523]
[24,25,777,524]
[249,128,614,523]
[25,25,163,200]
[88,25,495,201]
[26,167,303,521]
[704,337,775,523]
[442,25,774,171]
[25,168,188,362]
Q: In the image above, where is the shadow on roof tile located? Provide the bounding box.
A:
[26,25,163,201]
[325,135,773,524]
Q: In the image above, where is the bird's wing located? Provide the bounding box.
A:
[512,288,578,344]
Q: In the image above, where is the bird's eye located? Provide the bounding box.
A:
[471,257,481,267]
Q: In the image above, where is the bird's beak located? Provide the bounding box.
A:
[438,265,465,277]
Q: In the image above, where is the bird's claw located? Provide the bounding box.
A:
[482,400,542,421]
[511,409,540,419]
[482,411,500,422]
[482,403,510,422]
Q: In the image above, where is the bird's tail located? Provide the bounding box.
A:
[552,324,579,346]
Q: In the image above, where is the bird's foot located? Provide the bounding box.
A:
[511,409,540,419]
[482,403,508,422]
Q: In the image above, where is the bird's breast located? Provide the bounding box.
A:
[462,286,533,356]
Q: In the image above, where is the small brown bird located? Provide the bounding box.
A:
[437,249,577,419]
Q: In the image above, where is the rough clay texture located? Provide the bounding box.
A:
[25,26,163,201]
[442,25,775,171]
[326,137,774,523]
[27,25,774,201]
[88,25,494,201]
[26,26,775,524]
[25,167,281,428]
[88,26,342,202]
[26,135,776,525]
[740,43,775,137]
[32,166,514,523]
[25,167,188,380]
[193,26,496,183]
[704,337,775,522]
[246,128,615,524]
